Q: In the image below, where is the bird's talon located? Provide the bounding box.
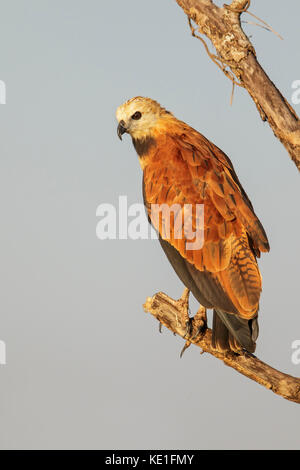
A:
[183,308,207,342]
[191,325,204,341]
[180,340,191,358]
[184,319,193,339]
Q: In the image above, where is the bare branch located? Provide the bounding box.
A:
[144,291,300,404]
[175,0,300,170]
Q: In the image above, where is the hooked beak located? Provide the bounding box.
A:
[117,120,127,140]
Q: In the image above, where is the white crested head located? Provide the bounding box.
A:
[116,96,171,140]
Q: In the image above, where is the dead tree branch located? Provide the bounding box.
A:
[144,291,300,404]
[175,0,300,170]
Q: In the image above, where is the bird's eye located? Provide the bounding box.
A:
[131,111,142,120]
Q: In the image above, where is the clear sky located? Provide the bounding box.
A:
[0,0,299,450]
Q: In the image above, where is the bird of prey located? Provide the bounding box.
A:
[116,97,269,353]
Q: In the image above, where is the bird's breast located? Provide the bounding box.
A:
[143,154,199,206]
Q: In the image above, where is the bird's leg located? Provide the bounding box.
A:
[180,304,207,358]
[191,305,207,340]
[177,288,208,357]
[184,305,207,340]
[177,288,192,357]
[177,287,190,333]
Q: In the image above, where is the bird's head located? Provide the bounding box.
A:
[116,96,172,141]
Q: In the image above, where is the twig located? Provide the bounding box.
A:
[225,2,283,40]
[188,18,243,89]
[245,10,283,40]
[242,20,277,34]
[144,291,300,404]
[188,17,240,104]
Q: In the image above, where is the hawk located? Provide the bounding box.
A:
[116,97,269,353]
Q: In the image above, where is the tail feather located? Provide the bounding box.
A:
[212,309,258,353]
[156,236,259,354]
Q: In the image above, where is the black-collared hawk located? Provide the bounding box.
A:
[116,96,269,353]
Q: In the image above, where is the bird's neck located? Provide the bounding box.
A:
[132,135,157,170]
